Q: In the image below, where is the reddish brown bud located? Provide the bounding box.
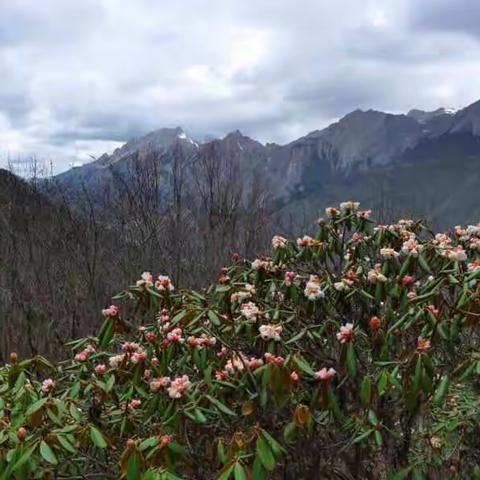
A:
[17,427,27,442]
[10,352,17,364]
[369,316,381,332]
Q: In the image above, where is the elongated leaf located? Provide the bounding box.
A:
[25,398,48,417]
[206,395,237,416]
[256,436,275,471]
[234,462,247,480]
[90,426,107,448]
[433,376,450,407]
[40,440,58,465]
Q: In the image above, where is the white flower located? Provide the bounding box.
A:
[304,275,325,300]
[325,207,339,218]
[340,201,360,212]
[334,280,352,292]
[445,247,467,262]
[231,290,251,303]
[367,268,387,284]
[240,302,260,320]
[259,324,283,341]
[272,235,288,249]
[401,239,421,257]
[297,235,314,247]
[109,354,125,368]
[380,248,399,259]
[136,271,154,287]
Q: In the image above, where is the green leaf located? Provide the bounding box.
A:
[252,456,267,480]
[40,440,58,465]
[234,463,247,480]
[208,310,222,326]
[347,343,357,378]
[293,355,315,376]
[56,434,77,454]
[139,436,159,451]
[10,444,37,473]
[216,463,235,480]
[374,430,383,446]
[360,376,371,406]
[260,429,286,456]
[433,376,450,407]
[127,452,142,480]
[206,395,237,416]
[256,436,275,471]
[352,429,373,444]
[25,398,48,416]
[368,409,379,426]
[90,426,107,448]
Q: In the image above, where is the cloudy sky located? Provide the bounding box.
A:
[1,0,480,172]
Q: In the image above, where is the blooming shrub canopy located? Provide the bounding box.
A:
[1,202,480,479]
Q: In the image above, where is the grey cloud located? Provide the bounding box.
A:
[411,0,480,37]
[1,0,480,172]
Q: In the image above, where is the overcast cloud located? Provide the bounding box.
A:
[1,0,480,172]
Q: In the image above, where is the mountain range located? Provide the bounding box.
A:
[48,98,480,227]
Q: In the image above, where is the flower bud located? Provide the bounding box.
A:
[10,352,17,364]
[17,427,27,442]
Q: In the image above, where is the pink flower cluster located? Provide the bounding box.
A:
[314,367,336,382]
[74,344,96,362]
[41,378,55,394]
[102,305,119,317]
[186,334,217,349]
[336,323,354,344]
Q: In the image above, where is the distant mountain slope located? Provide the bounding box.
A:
[45,98,480,227]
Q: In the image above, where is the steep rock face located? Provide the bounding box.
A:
[44,98,480,226]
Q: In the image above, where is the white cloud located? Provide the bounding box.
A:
[1,0,480,172]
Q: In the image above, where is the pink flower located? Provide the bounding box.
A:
[290,371,300,382]
[149,376,171,392]
[145,331,158,343]
[272,235,288,249]
[167,375,192,399]
[336,323,354,344]
[215,370,228,380]
[245,357,264,370]
[122,342,140,353]
[160,434,172,447]
[417,337,431,353]
[155,275,175,292]
[95,364,107,375]
[264,353,284,364]
[166,328,184,344]
[157,309,170,324]
[284,271,296,286]
[231,252,241,262]
[402,275,415,287]
[41,378,55,394]
[74,351,88,362]
[102,305,119,317]
[128,399,142,411]
[131,350,147,364]
[314,368,336,382]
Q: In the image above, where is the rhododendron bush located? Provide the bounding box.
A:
[2,202,480,479]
